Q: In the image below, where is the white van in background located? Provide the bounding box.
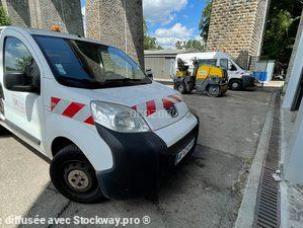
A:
[174,52,256,90]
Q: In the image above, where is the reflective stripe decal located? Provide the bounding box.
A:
[62,102,85,118]
[50,97,93,126]
[51,97,61,111]
[132,94,182,117]
[146,100,156,116]
[84,116,94,125]
[162,98,174,109]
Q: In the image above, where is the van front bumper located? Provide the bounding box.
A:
[242,75,256,88]
[95,115,199,200]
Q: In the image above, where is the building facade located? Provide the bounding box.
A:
[207,0,269,69]
[1,0,84,36]
[86,0,144,67]
[282,11,303,184]
[144,50,187,80]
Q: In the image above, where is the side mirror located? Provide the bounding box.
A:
[146,69,154,80]
[4,72,40,93]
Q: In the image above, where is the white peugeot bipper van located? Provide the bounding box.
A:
[0,27,199,203]
[174,52,255,90]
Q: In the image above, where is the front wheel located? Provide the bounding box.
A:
[229,79,242,90]
[50,145,104,203]
[207,85,221,97]
[176,82,187,94]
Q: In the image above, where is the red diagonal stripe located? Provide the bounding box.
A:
[162,98,174,109]
[62,102,85,118]
[51,97,61,111]
[84,116,94,125]
[131,105,137,111]
[146,100,156,116]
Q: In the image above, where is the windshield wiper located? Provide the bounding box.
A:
[104,78,143,82]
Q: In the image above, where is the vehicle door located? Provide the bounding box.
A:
[0,31,43,145]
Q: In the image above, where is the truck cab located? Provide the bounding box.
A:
[174,52,256,90]
[0,26,199,203]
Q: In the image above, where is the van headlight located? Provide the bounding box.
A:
[90,101,150,133]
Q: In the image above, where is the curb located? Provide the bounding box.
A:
[234,92,277,228]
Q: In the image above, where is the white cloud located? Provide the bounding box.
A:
[143,0,188,24]
[154,23,193,49]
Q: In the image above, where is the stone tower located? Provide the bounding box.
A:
[1,0,84,36]
[86,0,144,67]
[207,0,270,69]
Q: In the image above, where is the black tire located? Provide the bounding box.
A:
[176,82,187,94]
[0,126,10,135]
[207,85,221,97]
[229,79,242,90]
[50,145,104,203]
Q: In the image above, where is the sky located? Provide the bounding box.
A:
[80,0,206,49]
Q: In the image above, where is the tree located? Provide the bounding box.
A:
[143,19,162,50]
[175,41,183,50]
[199,0,212,42]
[261,0,302,68]
[0,6,11,26]
[175,39,205,51]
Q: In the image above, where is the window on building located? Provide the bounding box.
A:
[291,67,303,111]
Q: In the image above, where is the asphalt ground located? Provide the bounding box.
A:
[0,87,276,228]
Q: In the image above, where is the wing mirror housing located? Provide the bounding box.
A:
[146,69,154,80]
[4,72,40,94]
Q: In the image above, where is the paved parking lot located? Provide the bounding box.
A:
[0,87,276,228]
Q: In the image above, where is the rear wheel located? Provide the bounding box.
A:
[207,85,221,97]
[229,79,242,90]
[50,145,104,203]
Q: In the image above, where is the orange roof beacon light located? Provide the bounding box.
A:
[51,25,61,32]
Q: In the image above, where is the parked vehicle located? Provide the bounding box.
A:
[173,59,228,96]
[0,26,199,203]
[174,52,256,90]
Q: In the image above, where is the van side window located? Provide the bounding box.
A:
[220,59,228,70]
[229,61,238,71]
[197,59,217,67]
[4,37,35,74]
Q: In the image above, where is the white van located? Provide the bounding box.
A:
[0,26,199,203]
[174,52,255,90]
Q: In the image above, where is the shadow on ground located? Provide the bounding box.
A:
[19,144,245,228]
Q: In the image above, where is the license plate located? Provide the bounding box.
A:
[175,138,195,165]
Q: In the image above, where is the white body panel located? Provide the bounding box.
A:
[0,26,198,173]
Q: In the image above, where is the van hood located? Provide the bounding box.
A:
[88,82,189,131]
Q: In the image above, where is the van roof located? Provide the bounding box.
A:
[0,26,107,46]
[176,51,230,59]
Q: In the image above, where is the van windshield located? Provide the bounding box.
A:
[34,35,150,89]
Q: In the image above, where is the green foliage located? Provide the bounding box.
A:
[262,1,302,65]
[0,6,11,26]
[16,56,32,72]
[199,0,212,42]
[143,18,162,50]
[175,39,205,51]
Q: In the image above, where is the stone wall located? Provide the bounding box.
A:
[86,0,144,67]
[207,0,269,69]
[1,0,83,36]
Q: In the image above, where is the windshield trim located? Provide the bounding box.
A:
[33,35,151,89]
